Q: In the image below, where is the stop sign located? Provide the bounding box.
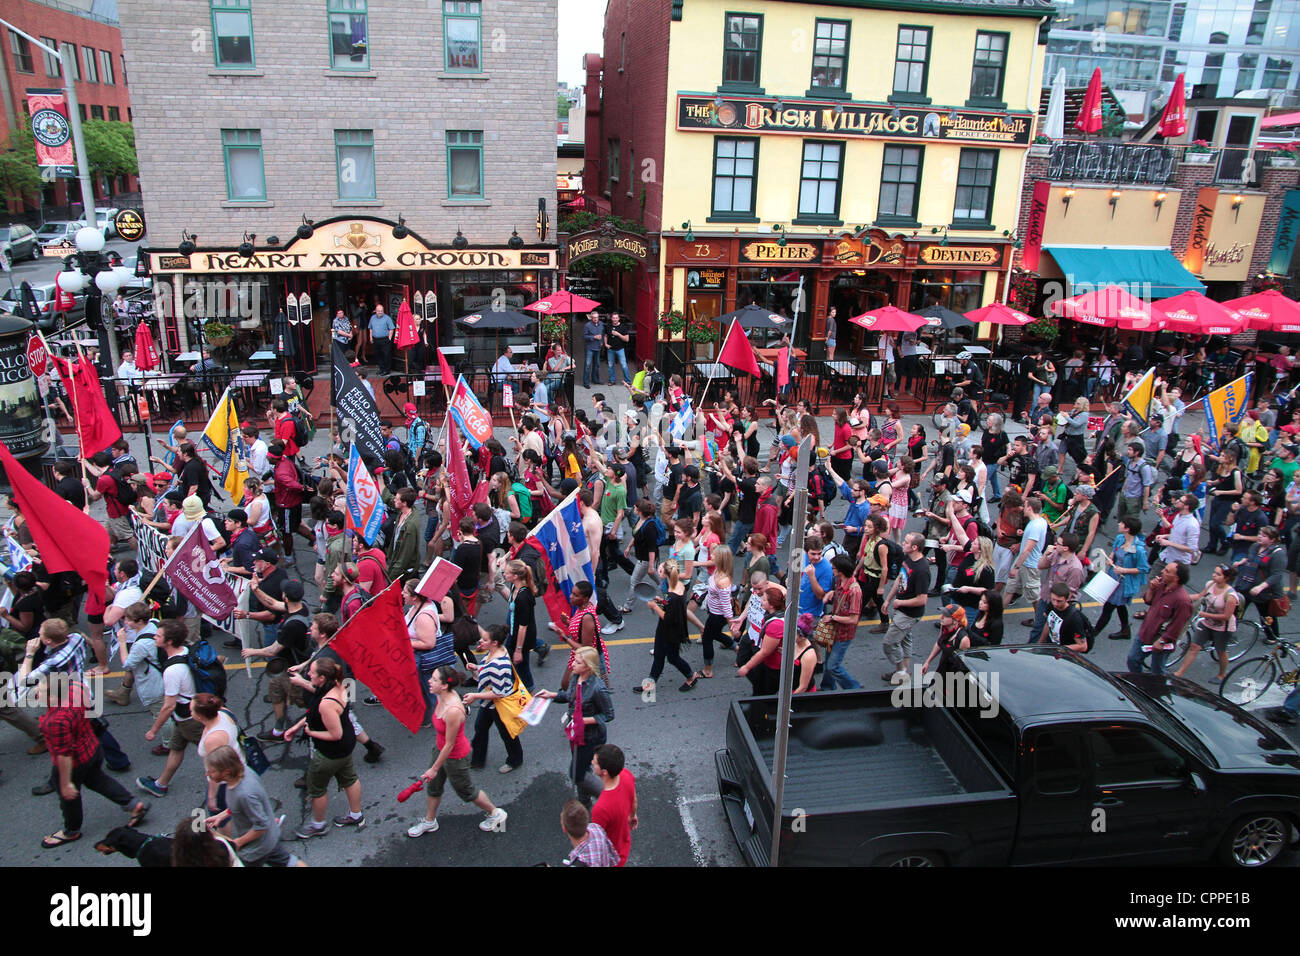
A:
[26,335,47,377]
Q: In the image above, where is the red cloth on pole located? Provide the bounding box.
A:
[1075,68,1104,133]
[0,441,109,618]
[776,348,790,389]
[133,322,159,371]
[394,301,420,349]
[437,348,455,390]
[1159,74,1187,138]
[327,581,425,734]
[52,353,122,456]
[718,318,761,377]
[445,413,474,526]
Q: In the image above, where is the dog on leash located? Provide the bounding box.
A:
[94,827,174,867]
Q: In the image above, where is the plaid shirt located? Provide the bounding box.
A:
[20,634,88,701]
[567,822,619,867]
[40,701,99,767]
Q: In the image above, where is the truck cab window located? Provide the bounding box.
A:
[1089,727,1187,788]
[1031,731,1083,795]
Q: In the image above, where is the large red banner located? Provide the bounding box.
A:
[1021,181,1051,273]
[327,581,425,734]
[26,89,73,168]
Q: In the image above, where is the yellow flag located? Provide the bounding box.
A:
[1201,373,1254,449]
[1121,367,1156,425]
[201,389,248,504]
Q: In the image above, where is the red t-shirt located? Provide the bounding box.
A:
[357,549,388,593]
[96,472,128,518]
[591,769,636,867]
[275,413,299,457]
[834,422,853,460]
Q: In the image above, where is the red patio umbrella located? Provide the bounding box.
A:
[1050,285,1163,330]
[848,305,927,333]
[1221,289,1300,332]
[1159,73,1187,138]
[133,320,159,371]
[524,289,602,315]
[395,300,420,349]
[1075,68,1104,134]
[1152,291,1245,335]
[964,303,1035,326]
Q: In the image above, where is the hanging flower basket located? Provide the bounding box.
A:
[204,321,234,347]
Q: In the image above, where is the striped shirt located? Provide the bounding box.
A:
[476,654,516,697]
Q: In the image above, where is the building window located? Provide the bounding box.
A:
[336,129,376,200]
[222,128,266,201]
[211,0,255,69]
[1263,57,1293,88]
[108,106,120,121]
[90,105,104,120]
[82,46,98,83]
[9,31,33,74]
[810,19,849,93]
[41,37,60,77]
[969,31,1007,103]
[1235,53,1259,94]
[99,49,115,84]
[78,104,87,121]
[446,130,483,199]
[953,148,997,225]
[878,144,922,223]
[797,140,842,221]
[608,138,620,190]
[722,13,762,89]
[892,25,930,100]
[443,1,481,72]
[711,136,758,219]
[328,0,368,70]
[67,43,80,81]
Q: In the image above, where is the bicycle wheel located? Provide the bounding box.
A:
[1164,631,1193,669]
[1212,620,1261,664]
[1220,656,1279,706]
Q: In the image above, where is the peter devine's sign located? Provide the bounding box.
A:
[678,96,1033,146]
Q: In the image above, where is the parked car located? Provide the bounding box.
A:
[0,224,39,263]
[0,282,87,330]
[717,645,1300,867]
[35,220,87,248]
[95,207,120,239]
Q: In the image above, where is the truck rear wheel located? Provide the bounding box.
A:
[876,850,945,867]
[1218,813,1290,867]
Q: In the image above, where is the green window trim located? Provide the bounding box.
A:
[796,139,844,222]
[966,30,1008,109]
[328,0,369,71]
[221,128,266,202]
[808,18,850,96]
[892,24,930,99]
[710,135,759,219]
[335,129,376,201]
[211,0,255,70]
[877,143,923,223]
[952,147,997,227]
[446,129,484,200]
[719,12,763,93]
[443,0,482,73]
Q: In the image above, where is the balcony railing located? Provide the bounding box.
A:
[1045,139,1287,188]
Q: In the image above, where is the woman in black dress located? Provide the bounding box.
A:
[637,559,699,693]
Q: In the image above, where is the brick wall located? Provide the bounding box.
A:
[117,0,557,246]
[1247,164,1300,288]
[586,0,670,233]
[1169,161,1218,260]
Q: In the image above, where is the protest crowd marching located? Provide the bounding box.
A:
[4,306,1300,868]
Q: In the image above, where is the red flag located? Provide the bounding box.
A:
[445,413,474,525]
[776,347,790,389]
[1075,67,1104,134]
[52,353,122,456]
[0,441,109,619]
[437,347,454,390]
[1158,73,1187,138]
[326,581,425,733]
[718,318,761,377]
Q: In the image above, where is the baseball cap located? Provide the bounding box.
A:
[253,549,279,564]
[869,494,888,506]
[227,508,248,524]
[282,580,305,602]
[1042,465,1059,478]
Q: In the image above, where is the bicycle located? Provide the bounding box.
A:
[1219,639,1300,706]
[931,388,1006,432]
[1162,613,1261,670]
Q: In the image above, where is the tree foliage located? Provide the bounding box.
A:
[558,211,646,277]
[82,120,138,180]
[558,93,571,119]
[0,127,42,203]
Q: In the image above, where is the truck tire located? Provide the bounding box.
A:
[1217,813,1290,867]
[875,850,946,867]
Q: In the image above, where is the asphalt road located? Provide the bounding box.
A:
[7,395,1300,867]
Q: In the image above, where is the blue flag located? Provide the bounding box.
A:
[345,443,387,546]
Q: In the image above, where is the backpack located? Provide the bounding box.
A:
[112,465,138,506]
[881,537,904,579]
[652,514,670,547]
[972,517,995,542]
[1070,602,1097,653]
[158,638,228,707]
[290,408,311,448]
[280,611,313,666]
[809,464,837,509]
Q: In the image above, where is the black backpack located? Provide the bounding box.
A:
[881,537,904,579]
[290,408,310,448]
[1071,602,1097,653]
[112,465,138,506]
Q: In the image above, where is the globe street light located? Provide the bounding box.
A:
[71,225,123,386]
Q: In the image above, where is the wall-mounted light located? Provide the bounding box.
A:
[238,232,256,259]
[1109,189,1121,218]
[1062,188,1075,214]
[178,230,197,257]
[931,225,949,246]
[452,228,468,250]
[948,109,959,124]
[296,215,315,241]
[681,220,694,243]
[508,229,524,250]
[1232,194,1244,221]
[773,224,788,247]
[713,94,724,109]
[1002,228,1021,250]
[773,97,785,113]
[833,101,845,117]
[890,106,901,122]
[392,215,409,240]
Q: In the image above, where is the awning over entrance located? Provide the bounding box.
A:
[1044,246,1206,297]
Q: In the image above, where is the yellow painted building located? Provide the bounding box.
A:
[656,0,1052,352]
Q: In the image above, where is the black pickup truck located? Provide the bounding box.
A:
[716,645,1300,866]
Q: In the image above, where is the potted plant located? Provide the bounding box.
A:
[203,320,234,347]
[1185,139,1214,164]
[1030,133,1051,157]
[1270,144,1299,168]
[658,308,686,341]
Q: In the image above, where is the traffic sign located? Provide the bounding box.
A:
[26,335,47,377]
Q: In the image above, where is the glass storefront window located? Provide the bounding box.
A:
[910,270,985,340]
[448,272,537,362]
[736,268,813,348]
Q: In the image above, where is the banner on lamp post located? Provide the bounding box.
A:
[26,89,74,169]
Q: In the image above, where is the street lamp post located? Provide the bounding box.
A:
[56,226,127,384]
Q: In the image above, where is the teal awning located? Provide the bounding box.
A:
[1045,246,1206,297]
